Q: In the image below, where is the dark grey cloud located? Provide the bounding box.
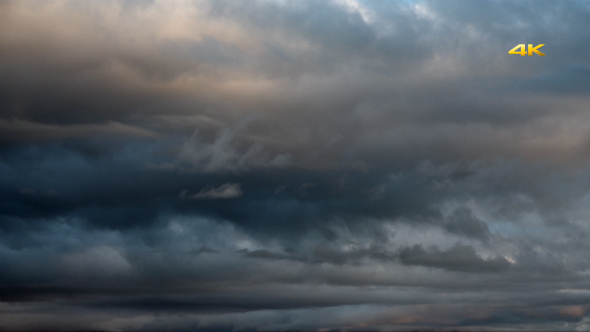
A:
[398,243,512,273]
[2,0,590,330]
[443,207,491,241]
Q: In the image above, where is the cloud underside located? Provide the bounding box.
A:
[2,0,590,330]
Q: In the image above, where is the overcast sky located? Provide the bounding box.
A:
[2,0,590,330]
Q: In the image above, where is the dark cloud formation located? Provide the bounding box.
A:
[398,243,511,272]
[2,0,590,330]
[443,207,491,241]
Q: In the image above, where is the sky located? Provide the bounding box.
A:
[2,0,590,330]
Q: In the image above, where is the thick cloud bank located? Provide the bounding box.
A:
[2,0,590,330]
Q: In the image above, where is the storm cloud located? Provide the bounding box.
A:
[2,0,590,330]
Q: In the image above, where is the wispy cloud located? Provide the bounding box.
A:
[182,183,243,199]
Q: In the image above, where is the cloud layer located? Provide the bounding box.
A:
[2,0,590,330]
